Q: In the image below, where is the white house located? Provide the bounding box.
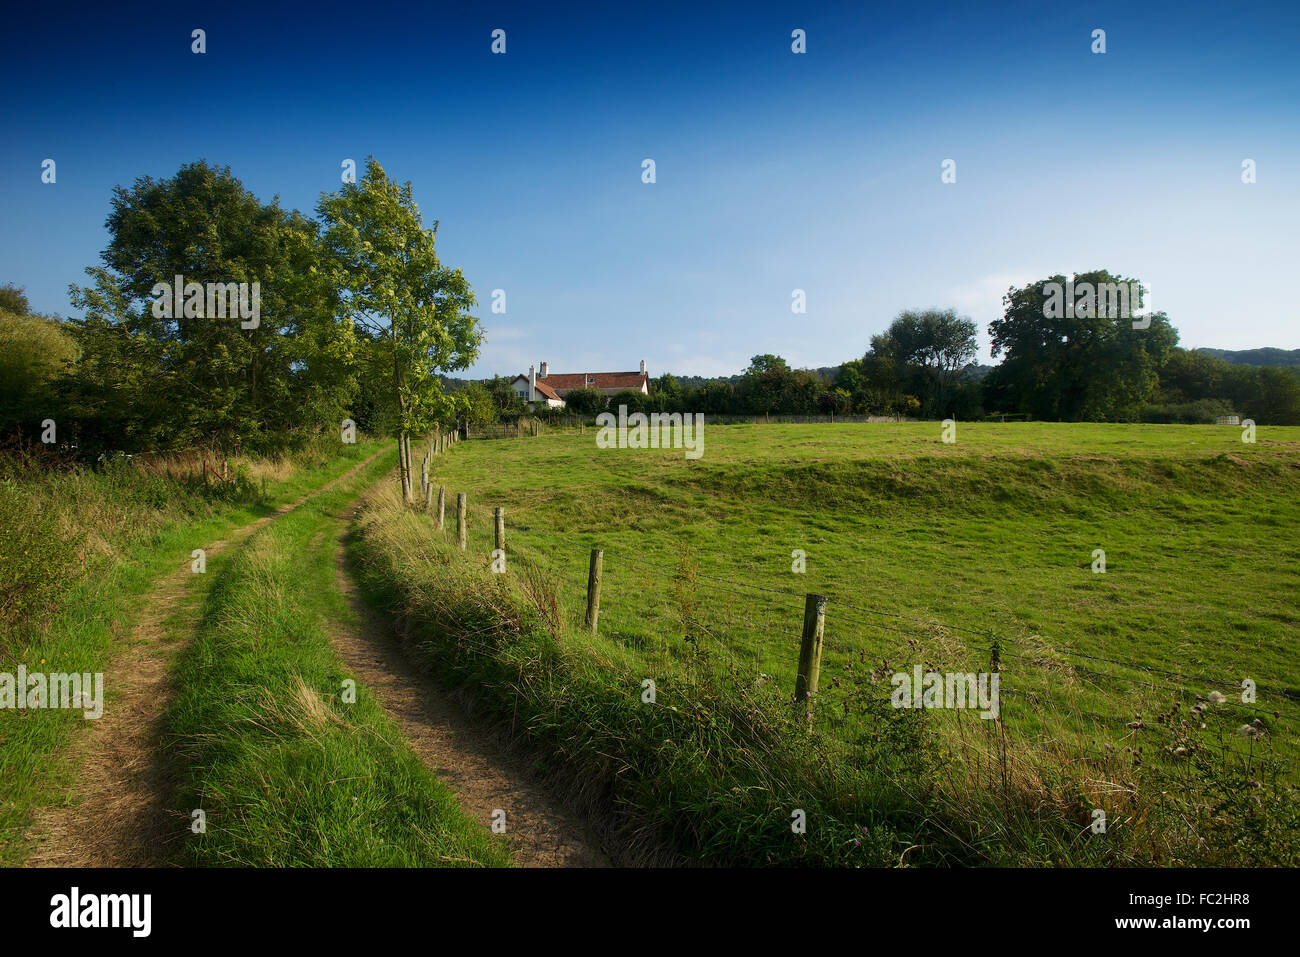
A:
[510,360,651,411]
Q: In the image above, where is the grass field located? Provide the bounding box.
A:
[423,421,1300,773]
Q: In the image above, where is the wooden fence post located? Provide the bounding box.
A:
[494,507,505,558]
[585,548,603,634]
[425,480,433,510]
[794,594,827,726]
[457,493,467,549]
[437,486,445,531]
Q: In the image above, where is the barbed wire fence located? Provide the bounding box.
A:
[410,431,1300,785]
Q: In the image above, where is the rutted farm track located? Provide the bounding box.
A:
[23,451,387,866]
[23,450,604,868]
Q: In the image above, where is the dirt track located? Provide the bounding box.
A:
[25,449,608,868]
[23,451,385,867]
[328,496,609,867]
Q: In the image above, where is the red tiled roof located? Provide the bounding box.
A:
[539,371,648,391]
[533,380,562,401]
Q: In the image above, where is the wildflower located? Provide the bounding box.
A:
[1207,691,1227,705]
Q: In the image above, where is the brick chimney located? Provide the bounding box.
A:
[540,361,548,378]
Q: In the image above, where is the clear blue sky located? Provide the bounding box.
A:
[2,0,1297,379]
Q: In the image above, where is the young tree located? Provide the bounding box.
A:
[607,388,649,414]
[485,375,526,418]
[458,382,500,426]
[318,158,482,501]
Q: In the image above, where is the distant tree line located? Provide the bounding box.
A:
[7,172,1300,456]
[464,268,1300,426]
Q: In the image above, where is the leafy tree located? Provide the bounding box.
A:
[459,382,500,426]
[817,388,852,415]
[649,373,682,412]
[484,375,526,418]
[65,161,355,454]
[1250,367,1300,425]
[0,300,78,440]
[836,343,908,415]
[1156,348,1230,404]
[877,309,977,416]
[0,285,30,315]
[740,354,794,415]
[986,270,1177,421]
[317,158,482,501]
[689,380,737,415]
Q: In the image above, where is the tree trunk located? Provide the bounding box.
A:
[399,431,412,504]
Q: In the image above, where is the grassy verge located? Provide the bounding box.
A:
[0,437,382,865]
[165,452,509,867]
[349,425,1300,866]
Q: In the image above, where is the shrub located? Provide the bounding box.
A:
[563,387,608,416]
[1140,398,1236,424]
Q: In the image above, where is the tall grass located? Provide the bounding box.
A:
[0,436,361,648]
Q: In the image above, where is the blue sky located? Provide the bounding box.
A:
[2,0,1297,378]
